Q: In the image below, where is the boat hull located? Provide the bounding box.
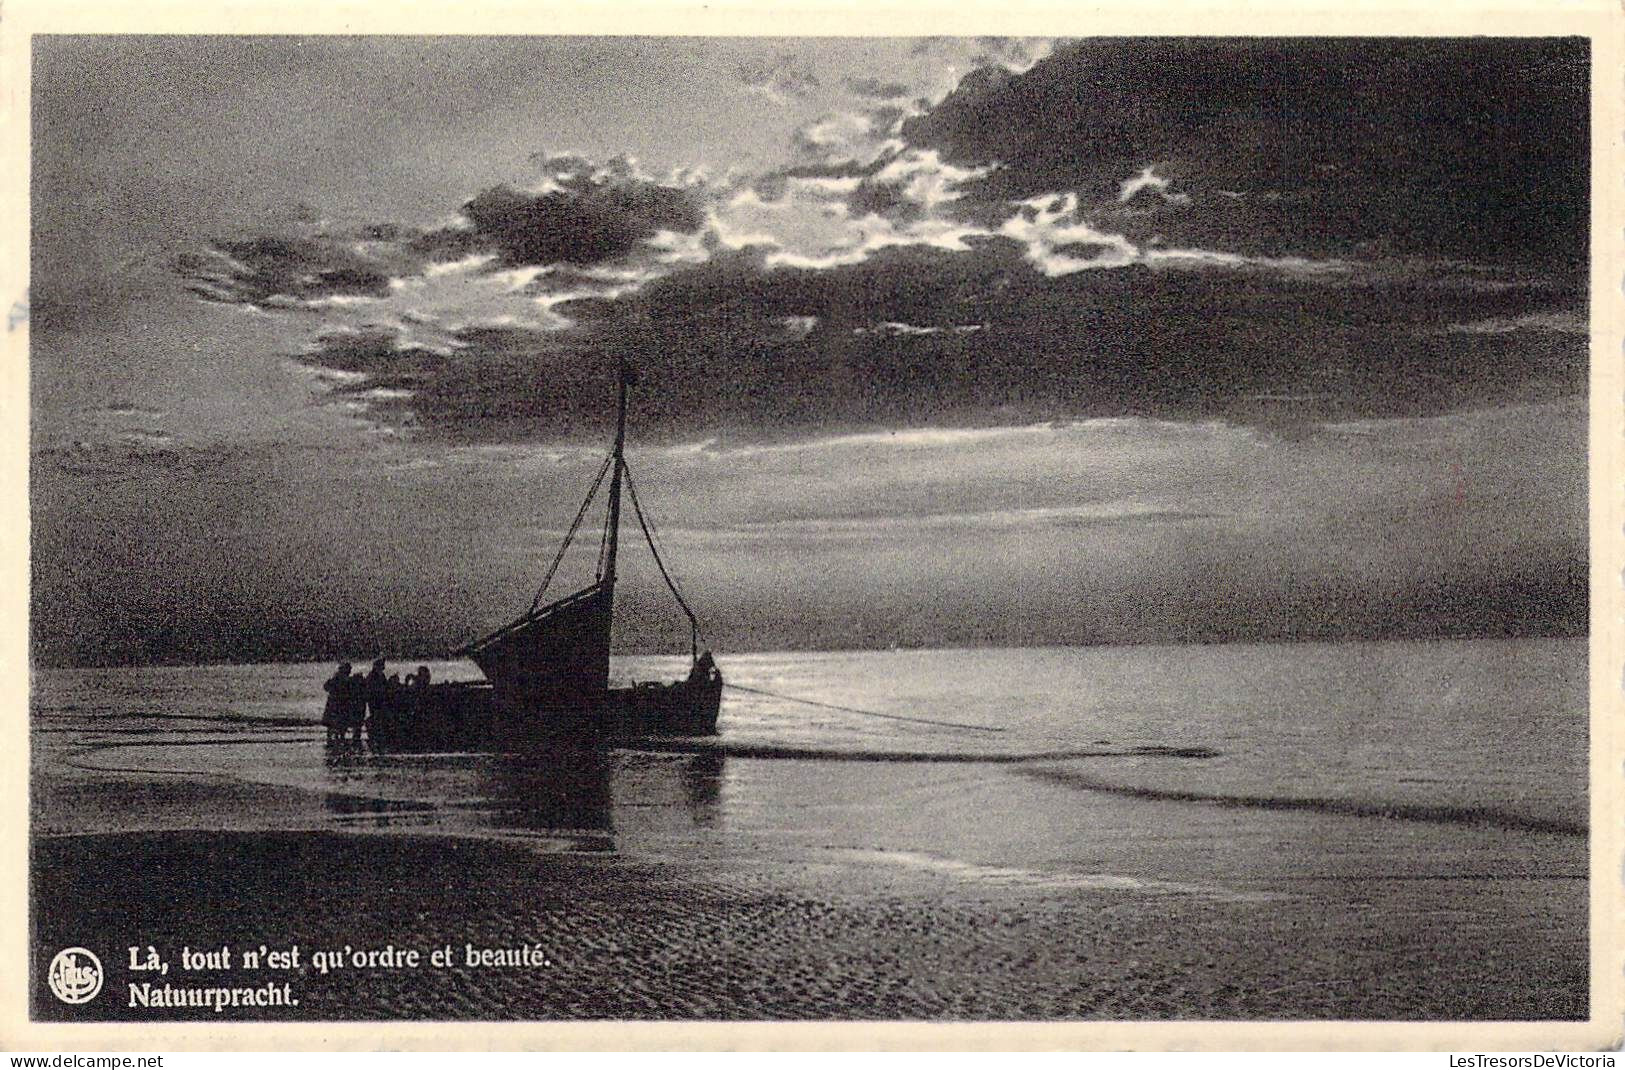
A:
[363,673,723,754]
[604,674,724,737]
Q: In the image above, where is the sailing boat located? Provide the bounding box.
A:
[365,366,723,752]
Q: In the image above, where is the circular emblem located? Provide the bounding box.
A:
[47,947,103,1004]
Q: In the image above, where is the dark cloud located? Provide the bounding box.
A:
[448,180,695,265]
[845,179,925,224]
[842,76,911,99]
[778,155,892,182]
[428,167,706,268]
[178,170,709,319]
[296,321,631,442]
[177,235,397,306]
[406,225,489,264]
[1047,239,1123,263]
[294,240,1584,444]
[749,172,791,202]
[174,37,1590,447]
[609,246,1584,435]
[298,326,447,382]
[906,37,1589,267]
[863,103,909,136]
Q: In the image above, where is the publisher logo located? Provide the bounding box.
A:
[47,947,103,1004]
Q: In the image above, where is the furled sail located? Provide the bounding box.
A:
[460,581,613,716]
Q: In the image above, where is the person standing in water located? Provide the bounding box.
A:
[362,658,389,743]
[322,662,352,745]
[341,665,368,745]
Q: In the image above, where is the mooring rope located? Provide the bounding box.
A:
[723,682,1006,734]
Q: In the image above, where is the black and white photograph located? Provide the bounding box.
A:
[13,12,1617,1044]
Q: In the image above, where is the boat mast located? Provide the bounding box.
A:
[602,364,630,590]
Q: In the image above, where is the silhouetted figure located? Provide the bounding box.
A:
[362,658,389,743]
[689,651,719,685]
[339,668,368,744]
[402,666,427,698]
[322,662,353,745]
[371,665,434,751]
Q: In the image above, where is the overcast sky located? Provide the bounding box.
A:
[30,36,1589,665]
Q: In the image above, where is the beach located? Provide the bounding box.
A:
[34,821,1584,1021]
[29,641,1590,1021]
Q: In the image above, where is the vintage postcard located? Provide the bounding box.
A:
[2,0,1620,1051]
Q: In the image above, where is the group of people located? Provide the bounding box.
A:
[321,658,433,745]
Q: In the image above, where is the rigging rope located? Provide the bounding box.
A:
[595,471,614,581]
[530,452,615,614]
[722,682,1007,734]
[622,464,703,660]
[624,468,669,578]
[630,468,684,597]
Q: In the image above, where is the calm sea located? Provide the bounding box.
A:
[32,637,1587,848]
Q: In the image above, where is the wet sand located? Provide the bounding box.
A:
[33,828,1586,1021]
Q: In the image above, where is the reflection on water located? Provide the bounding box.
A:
[681,752,723,825]
[316,745,726,850]
[321,792,437,825]
[477,750,616,836]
